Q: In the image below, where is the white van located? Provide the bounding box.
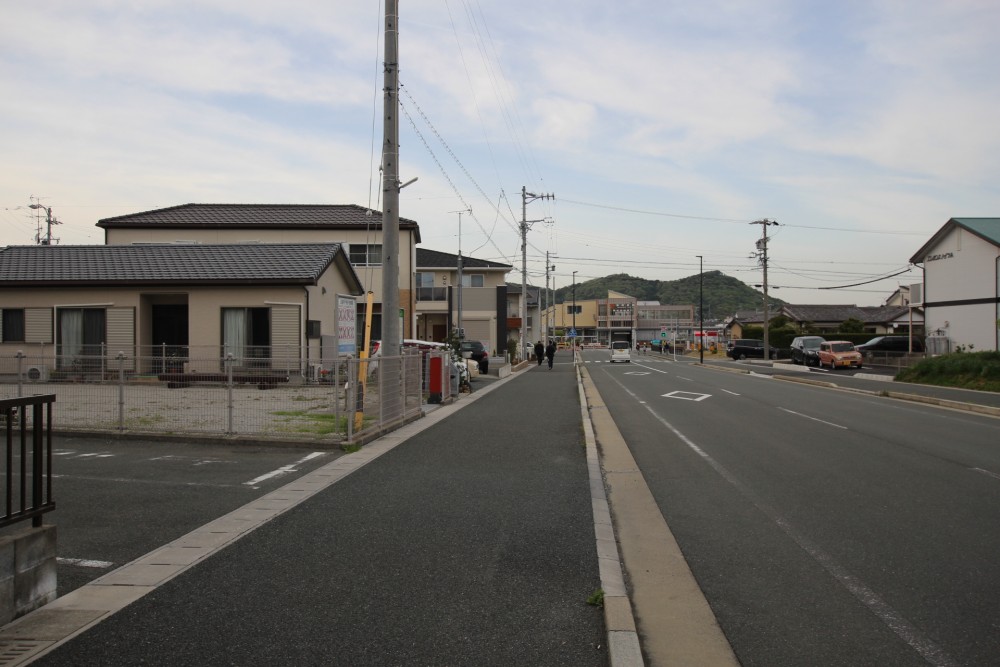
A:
[610,341,631,363]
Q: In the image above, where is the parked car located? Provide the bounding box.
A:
[610,340,631,363]
[790,336,825,366]
[818,340,863,369]
[728,339,776,360]
[856,335,924,355]
[459,340,489,373]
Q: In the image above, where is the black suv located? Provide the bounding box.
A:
[459,340,489,373]
[790,336,825,366]
[728,339,776,360]
[856,335,923,355]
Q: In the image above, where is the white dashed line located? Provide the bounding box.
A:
[779,407,847,430]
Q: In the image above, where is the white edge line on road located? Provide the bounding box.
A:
[971,467,1000,481]
[778,407,848,430]
[722,389,740,396]
[605,373,959,667]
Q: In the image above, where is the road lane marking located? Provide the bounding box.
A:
[662,391,711,402]
[722,389,740,396]
[779,407,847,430]
[631,362,669,374]
[971,467,1000,481]
[243,452,326,487]
[52,474,244,489]
[624,371,651,376]
[678,376,693,381]
[605,373,959,667]
[57,558,113,569]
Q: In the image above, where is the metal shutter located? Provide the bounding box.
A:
[270,305,301,372]
[463,319,492,353]
[106,308,136,371]
[25,308,53,344]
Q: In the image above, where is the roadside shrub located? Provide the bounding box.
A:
[896,351,1000,391]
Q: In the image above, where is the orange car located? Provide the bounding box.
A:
[818,340,863,370]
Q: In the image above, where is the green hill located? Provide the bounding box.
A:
[552,271,783,320]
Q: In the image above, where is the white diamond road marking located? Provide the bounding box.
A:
[662,391,711,402]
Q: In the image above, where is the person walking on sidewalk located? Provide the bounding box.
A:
[545,340,556,369]
[534,340,545,366]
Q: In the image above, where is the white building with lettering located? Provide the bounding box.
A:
[910,218,1000,351]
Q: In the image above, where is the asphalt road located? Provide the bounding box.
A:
[32,360,606,666]
[43,435,338,596]
[582,348,1000,666]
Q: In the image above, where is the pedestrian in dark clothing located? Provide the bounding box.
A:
[545,341,556,369]
[534,341,545,366]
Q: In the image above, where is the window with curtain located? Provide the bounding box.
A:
[222,307,270,365]
[1,309,25,342]
[57,308,106,367]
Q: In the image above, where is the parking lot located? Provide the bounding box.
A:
[42,435,340,596]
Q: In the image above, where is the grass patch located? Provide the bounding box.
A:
[895,351,1000,392]
[586,589,605,607]
[272,410,347,435]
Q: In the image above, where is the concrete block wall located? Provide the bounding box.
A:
[0,525,57,625]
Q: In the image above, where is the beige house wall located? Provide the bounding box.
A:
[104,227,418,338]
[0,260,359,372]
[413,265,511,352]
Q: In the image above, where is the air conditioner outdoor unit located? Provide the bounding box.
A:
[26,365,49,382]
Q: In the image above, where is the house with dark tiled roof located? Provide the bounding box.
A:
[910,217,1000,351]
[724,303,922,339]
[414,248,512,355]
[778,304,920,335]
[97,204,421,340]
[0,244,363,376]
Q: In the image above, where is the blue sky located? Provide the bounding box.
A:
[3,1,999,306]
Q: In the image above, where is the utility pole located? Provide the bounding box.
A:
[520,186,554,359]
[29,197,61,245]
[544,252,555,343]
[381,0,404,356]
[451,208,471,341]
[751,219,779,359]
[697,255,704,364]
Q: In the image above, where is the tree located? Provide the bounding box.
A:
[839,318,865,334]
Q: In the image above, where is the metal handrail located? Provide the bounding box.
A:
[1,394,56,529]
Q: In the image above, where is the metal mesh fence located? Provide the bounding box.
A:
[1,350,440,442]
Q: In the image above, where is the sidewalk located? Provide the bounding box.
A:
[6,358,611,666]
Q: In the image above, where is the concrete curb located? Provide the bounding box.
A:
[576,359,740,666]
[576,363,643,666]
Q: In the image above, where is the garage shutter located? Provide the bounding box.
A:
[463,319,492,354]
[106,308,136,371]
[270,305,301,372]
[25,308,53,344]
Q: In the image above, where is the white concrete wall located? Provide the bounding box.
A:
[921,226,1000,350]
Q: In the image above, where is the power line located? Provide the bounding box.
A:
[560,197,927,235]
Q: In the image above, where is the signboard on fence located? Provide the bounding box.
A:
[336,294,357,356]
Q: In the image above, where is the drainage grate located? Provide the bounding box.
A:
[0,640,51,666]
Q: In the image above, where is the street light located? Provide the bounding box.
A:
[697,255,704,364]
[572,270,578,349]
